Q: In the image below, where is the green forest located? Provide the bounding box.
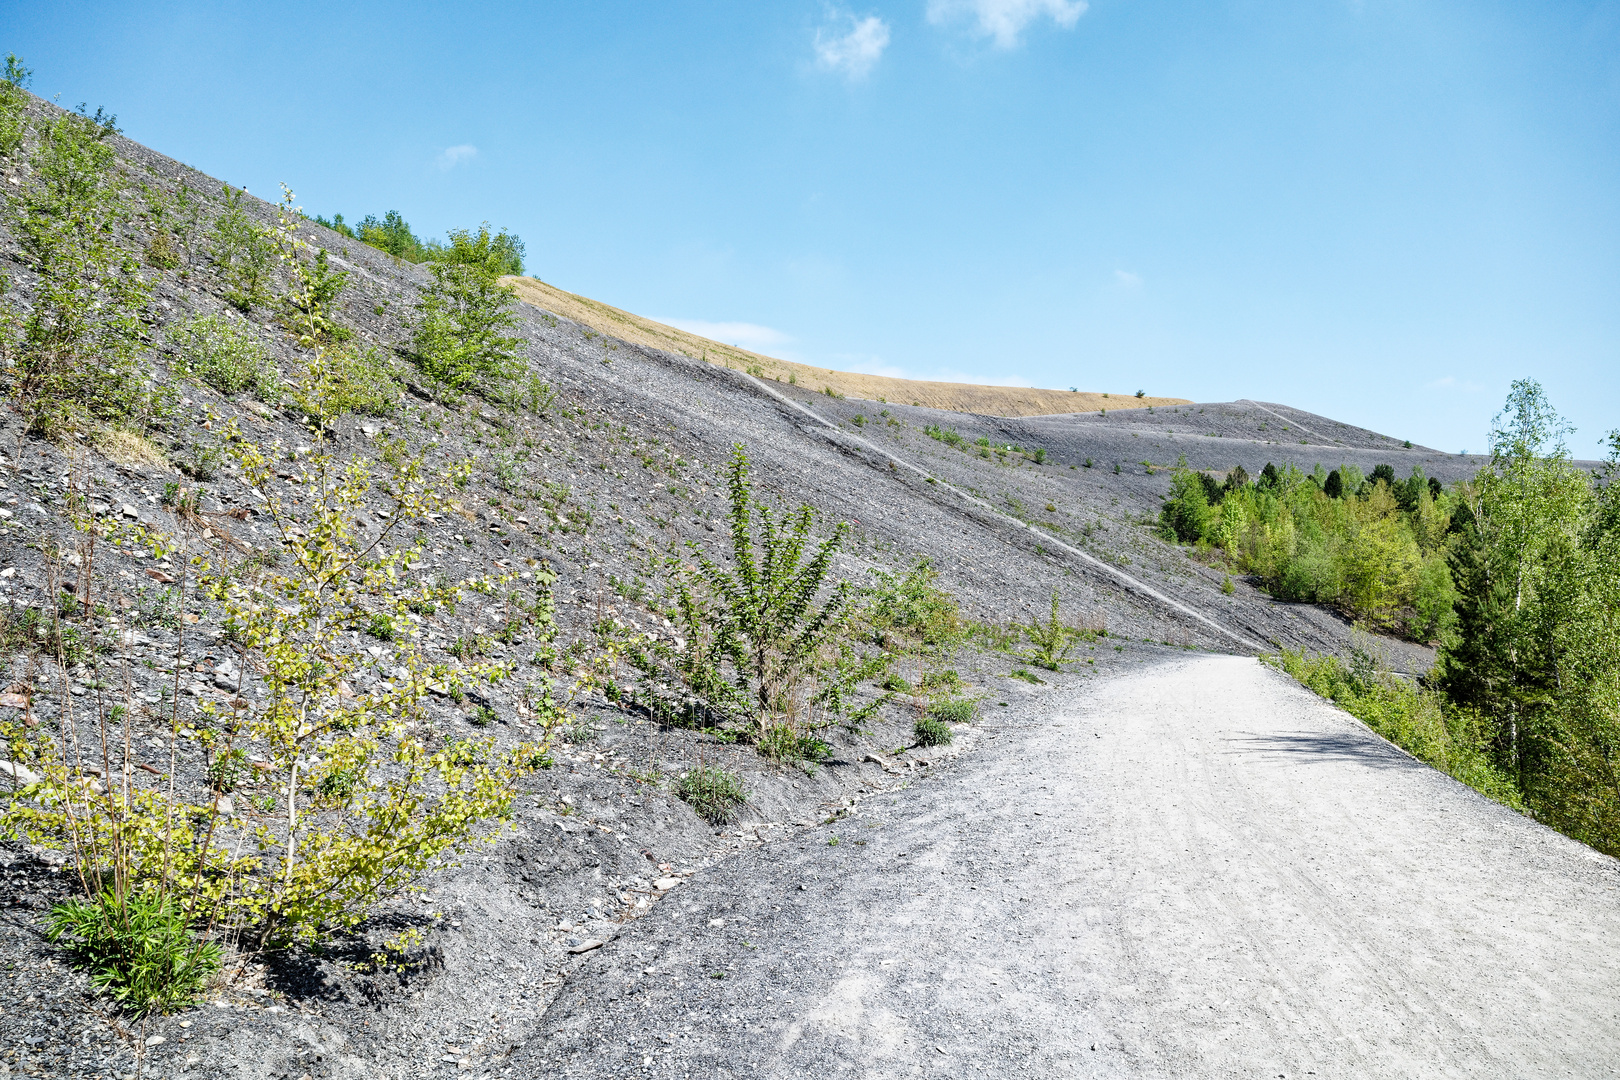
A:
[1164,382,1620,854]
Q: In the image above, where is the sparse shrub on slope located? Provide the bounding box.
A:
[0,89,177,441]
[211,184,275,312]
[170,313,282,399]
[1,199,549,993]
[671,445,891,758]
[679,764,747,825]
[409,225,525,402]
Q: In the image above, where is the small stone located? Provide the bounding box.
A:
[569,939,605,954]
[0,761,40,785]
[144,1035,165,1047]
[707,918,725,928]
[0,567,12,577]
[121,504,139,519]
[653,877,682,891]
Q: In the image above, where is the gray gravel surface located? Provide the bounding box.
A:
[529,655,1620,1078]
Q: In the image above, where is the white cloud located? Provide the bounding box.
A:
[815,14,891,78]
[436,144,478,171]
[654,317,793,352]
[1114,269,1142,289]
[927,0,1087,48]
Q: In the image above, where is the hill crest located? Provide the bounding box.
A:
[503,276,1190,418]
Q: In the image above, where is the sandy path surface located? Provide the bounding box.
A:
[525,656,1620,1077]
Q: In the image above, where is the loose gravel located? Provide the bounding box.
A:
[529,655,1620,1078]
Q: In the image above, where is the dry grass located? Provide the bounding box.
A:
[95,429,171,471]
[504,277,1190,418]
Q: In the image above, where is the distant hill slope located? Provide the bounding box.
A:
[504,276,1190,418]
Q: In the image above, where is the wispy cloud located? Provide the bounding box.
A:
[654,317,792,352]
[436,144,478,171]
[927,0,1087,48]
[1114,269,1142,289]
[814,14,891,79]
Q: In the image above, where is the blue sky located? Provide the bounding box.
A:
[11,1,1619,457]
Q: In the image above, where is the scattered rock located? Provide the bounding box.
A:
[0,761,40,785]
[569,939,606,954]
[653,877,682,891]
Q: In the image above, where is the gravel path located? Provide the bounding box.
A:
[526,656,1620,1078]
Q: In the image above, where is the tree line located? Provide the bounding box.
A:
[1167,382,1620,854]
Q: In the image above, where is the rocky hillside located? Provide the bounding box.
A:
[0,88,1462,1079]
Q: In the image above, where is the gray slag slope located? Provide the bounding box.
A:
[526,656,1620,1078]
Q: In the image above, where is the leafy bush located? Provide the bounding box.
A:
[282,248,351,342]
[288,344,399,419]
[1021,591,1077,670]
[679,765,747,825]
[409,228,525,401]
[170,313,281,398]
[47,890,222,1015]
[674,445,858,744]
[211,185,274,312]
[862,559,961,654]
[1,100,172,439]
[1158,455,1456,638]
[0,53,31,158]
[758,722,830,764]
[355,210,432,263]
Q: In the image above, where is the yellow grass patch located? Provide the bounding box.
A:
[503,277,1190,418]
[95,429,171,471]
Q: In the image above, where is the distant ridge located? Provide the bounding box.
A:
[504,276,1190,418]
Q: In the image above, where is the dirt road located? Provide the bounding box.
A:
[524,656,1620,1077]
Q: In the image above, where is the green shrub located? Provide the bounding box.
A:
[1021,591,1077,670]
[679,765,747,825]
[1009,668,1044,684]
[409,229,525,401]
[211,185,274,312]
[289,344,399,419]
[355,210,431,262]
[282,248,351,343]
[914,714,953,747]
[0,53,33,159]
[170,313,281,398]
[2,101,171,439]
[863,558,961,653]
[927,694,979,724]
[758,722,830,764]
[674,445,857,742]
[46,890,222,1015]
[207,747,247,792]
